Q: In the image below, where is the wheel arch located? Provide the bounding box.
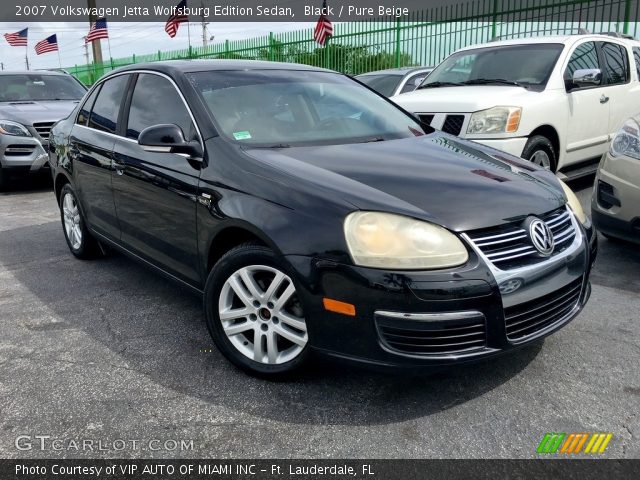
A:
[54,172,72,204]
[205,221,281,273]
[528,124,560,159]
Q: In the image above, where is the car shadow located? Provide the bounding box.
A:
[0,174,52,195]
[1,221,543,427]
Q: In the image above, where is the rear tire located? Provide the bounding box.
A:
[204,243,310,378]
[0,167,6,192]
[59,184,102,259]
[522,135,557,172]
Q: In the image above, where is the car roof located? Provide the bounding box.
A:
[0,70,69,76]
[112,59,335,77]
[456,34,638,52]
[357,67,433,76]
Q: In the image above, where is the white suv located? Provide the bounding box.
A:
[392,34,640,177]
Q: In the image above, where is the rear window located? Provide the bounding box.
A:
[356,74,403,97]
[0,74,85,102]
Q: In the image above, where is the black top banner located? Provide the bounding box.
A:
[2,0,638,22]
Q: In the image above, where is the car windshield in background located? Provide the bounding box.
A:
[0,74,86,102]
[356,74,403,97]
[421,43,563,90]
[187,70,425,147]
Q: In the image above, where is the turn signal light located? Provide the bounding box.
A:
[323,298,356,316]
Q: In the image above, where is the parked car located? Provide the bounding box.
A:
[392,34,640,178]
[592,114,640,243]
[49,60,596,377]
[356,67,434,97]
[0,71,87,190]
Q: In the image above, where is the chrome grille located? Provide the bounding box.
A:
[32,122,55,140]
[376,314,486,356]
[504,277,583,341]
[467,208,576,270]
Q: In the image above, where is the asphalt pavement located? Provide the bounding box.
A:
[0,175,638,459]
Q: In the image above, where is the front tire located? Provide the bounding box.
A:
[204,243,310,377]
[59,184,102,259]
[522,135,557,172]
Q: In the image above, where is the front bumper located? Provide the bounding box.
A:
[592,153,640,244]
[285,218,596,369]
[470,137,529,159]
[0,135,49,173]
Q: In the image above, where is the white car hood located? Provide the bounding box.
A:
[391,86,537,113]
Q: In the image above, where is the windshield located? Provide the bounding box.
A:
[187,70,426,147]
[356,74,403,97]
[0,74,86,102]
[422,44,563,90]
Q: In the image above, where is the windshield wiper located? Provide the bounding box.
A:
[262,143,291,149]
[360,137,386,143]
[417,81,465,89]
[462,78,528,88]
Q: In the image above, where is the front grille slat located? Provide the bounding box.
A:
[376,314,486,356]
[4,145,36,156]
[32,122,55,140]
[504,278,583,341]
[466,207,577,270]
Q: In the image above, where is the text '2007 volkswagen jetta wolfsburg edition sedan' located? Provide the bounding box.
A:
[49,61,597,377]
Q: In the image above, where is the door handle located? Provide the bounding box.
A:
[600,95,609,104]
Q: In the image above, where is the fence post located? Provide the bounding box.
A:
[491,0,498,39]
[225,39,230,58]
[158,50,162,61]
[395,17,402,68]
[269,32,275,61]
[623,0,631,34]
[132,54,136,65]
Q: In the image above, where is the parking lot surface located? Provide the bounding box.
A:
[0,177,638,459]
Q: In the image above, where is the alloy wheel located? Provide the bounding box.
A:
[62,192,83,250]
[530,150,551,169]
[218,265,308,365]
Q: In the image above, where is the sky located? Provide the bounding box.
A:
[0,22,315,70]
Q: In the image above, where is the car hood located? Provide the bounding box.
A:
[391,86,537,113]
[243,132,565,232]
[0,100,79,125]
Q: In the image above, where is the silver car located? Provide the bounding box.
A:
[0,71,86,190]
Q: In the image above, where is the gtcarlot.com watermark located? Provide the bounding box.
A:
[15,435,194,452]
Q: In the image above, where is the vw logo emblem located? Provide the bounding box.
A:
[529,219,554,256]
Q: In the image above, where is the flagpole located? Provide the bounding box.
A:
[25,45,30,70]
[57,48,62,69]
[106,37,113,62]
[187,20,192,50]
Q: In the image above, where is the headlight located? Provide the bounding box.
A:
[610,117,640,160]
[0,120,32,137]
[343,212,469,270]
[467,106,522,134]
[558,179,587,225]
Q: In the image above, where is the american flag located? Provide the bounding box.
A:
[35,34,58,55]
[314,1,333,46]
[4,28,28,47]
[86,17,109,43]
[165,0,188,38]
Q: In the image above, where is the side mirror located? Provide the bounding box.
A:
[570,68,602,89]
[138,124,203,159]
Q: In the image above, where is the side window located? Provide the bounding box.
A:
[88,75,129,134]
[564,42,600,88]
[601,42,629,85]
[76,85,100,126]
[126,74,194,140]
[634,47,640,79]
[400,73,426,93]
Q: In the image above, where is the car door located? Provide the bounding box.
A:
[599,41,638,138]
[70,74,130,240]
[563,41,611,164]
[111,72,202,286]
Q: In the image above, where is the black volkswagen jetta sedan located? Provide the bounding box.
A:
[49,61,597,377]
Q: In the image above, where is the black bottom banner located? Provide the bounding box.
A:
[2,459,640,480]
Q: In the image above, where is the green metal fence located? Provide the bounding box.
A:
[67,0,639,85]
